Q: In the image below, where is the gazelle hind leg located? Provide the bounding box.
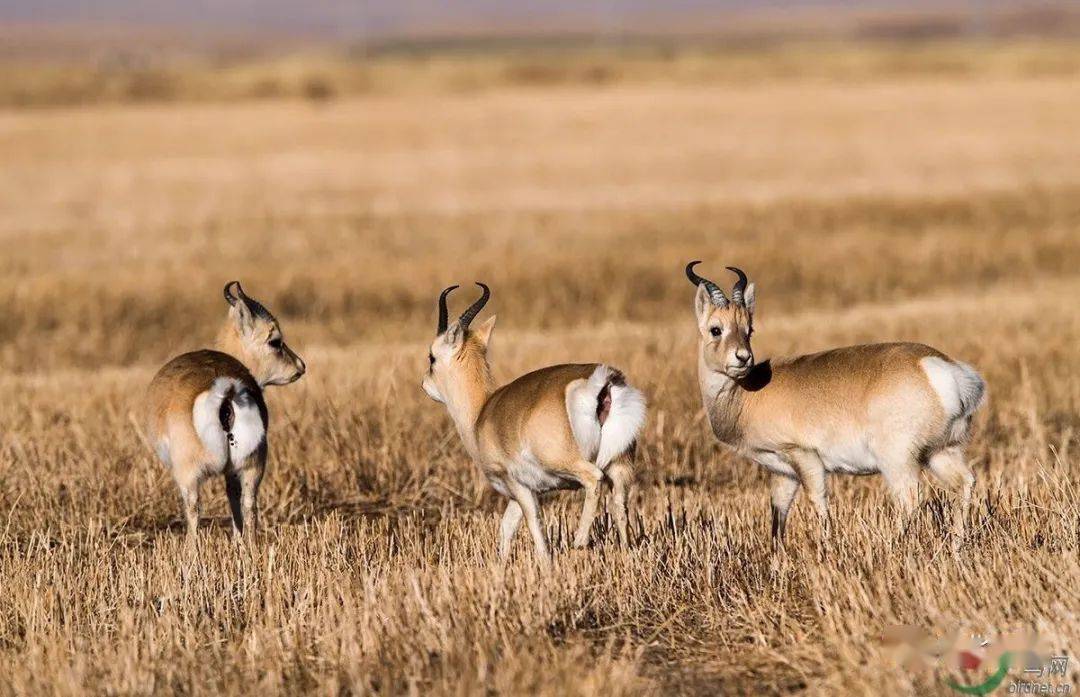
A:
[569,460,605,549]
[605,456,635,546]
[927,446,974,551]
[239,456,265,538]
[226,448,265,540]
[179,478,201,541]
[226,473,243,536]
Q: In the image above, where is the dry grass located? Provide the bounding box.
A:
[4,40,1080,108]
[0,53,1078,695]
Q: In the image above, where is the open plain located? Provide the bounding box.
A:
[0,48,1078,694]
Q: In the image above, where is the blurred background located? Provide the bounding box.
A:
[2,1,1080,371]
[4,1,1080,106]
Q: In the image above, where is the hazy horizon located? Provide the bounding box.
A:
[0,0,1030,41]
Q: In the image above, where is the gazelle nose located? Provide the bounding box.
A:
[735,349,751,364]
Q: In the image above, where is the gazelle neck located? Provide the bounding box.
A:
[215,323,257,383]
[444,354,496,461]
[698,342,746,445]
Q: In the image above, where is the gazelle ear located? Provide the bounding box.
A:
[472,314,497,348]
[744,283,756,314]
[225,281,255,332]
[694,284,713,324]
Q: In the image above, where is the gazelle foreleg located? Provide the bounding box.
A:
[498,499,524,559]
[769,473,800,549]
[506,480,551,570]
[789,450,829,544]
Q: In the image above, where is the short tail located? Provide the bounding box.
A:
[566,365,647,470]
[953,361,987,419]
[949,361,986,444]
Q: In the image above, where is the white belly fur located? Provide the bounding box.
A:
[509,448,572,493]
[749,440,881,478]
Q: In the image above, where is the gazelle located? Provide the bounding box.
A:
[422,283,646,567]
[685,262,985,551]
[145,282,306,539]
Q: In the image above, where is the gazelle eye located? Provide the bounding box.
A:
[710,327,722,338]
[268,338,283,350]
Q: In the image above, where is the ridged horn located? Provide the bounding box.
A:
[458,282,490,330]
[726,267,748,306]
[685,261,728,307]
[436,285,459,335]
[223,280,245,306]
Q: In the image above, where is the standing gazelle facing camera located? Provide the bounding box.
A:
[422,283,646,568]
[145,282,306,540]
[686,262,985,551]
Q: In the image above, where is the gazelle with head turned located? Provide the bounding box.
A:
[685,262,985,551]
[422,283,646,567]
[145,282,306,539]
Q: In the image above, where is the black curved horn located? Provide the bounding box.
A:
[685,261,728,307]
[223,281,244,306]
[726,266,748,306]
[436,285,458,335]
[458,282,490,330]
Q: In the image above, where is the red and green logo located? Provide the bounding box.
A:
[945,652,1013,695]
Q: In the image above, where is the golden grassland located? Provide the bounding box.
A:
[1,49,1079,694]
[4,40,1080,108]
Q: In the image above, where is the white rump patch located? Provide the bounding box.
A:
[192,377,265,474]
[566,372,607,462]
[920,356,987,443]
[920,357,986,418]
[565,365,647,471]
[228,388,266,463]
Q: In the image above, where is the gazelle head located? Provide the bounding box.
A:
[686,262,756,379]
[422,282,497,406]
[218,281,306,387]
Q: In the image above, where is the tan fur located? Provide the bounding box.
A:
[692,276,983,552]
[476,363,598,479]
[144,282,305,540]
[145,350,263,464]
[722,343,949,448]
[424,308,639,567]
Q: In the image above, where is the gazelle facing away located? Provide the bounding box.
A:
[422,283,646,567]
[685,262,985,551]
[145,282,305,539]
